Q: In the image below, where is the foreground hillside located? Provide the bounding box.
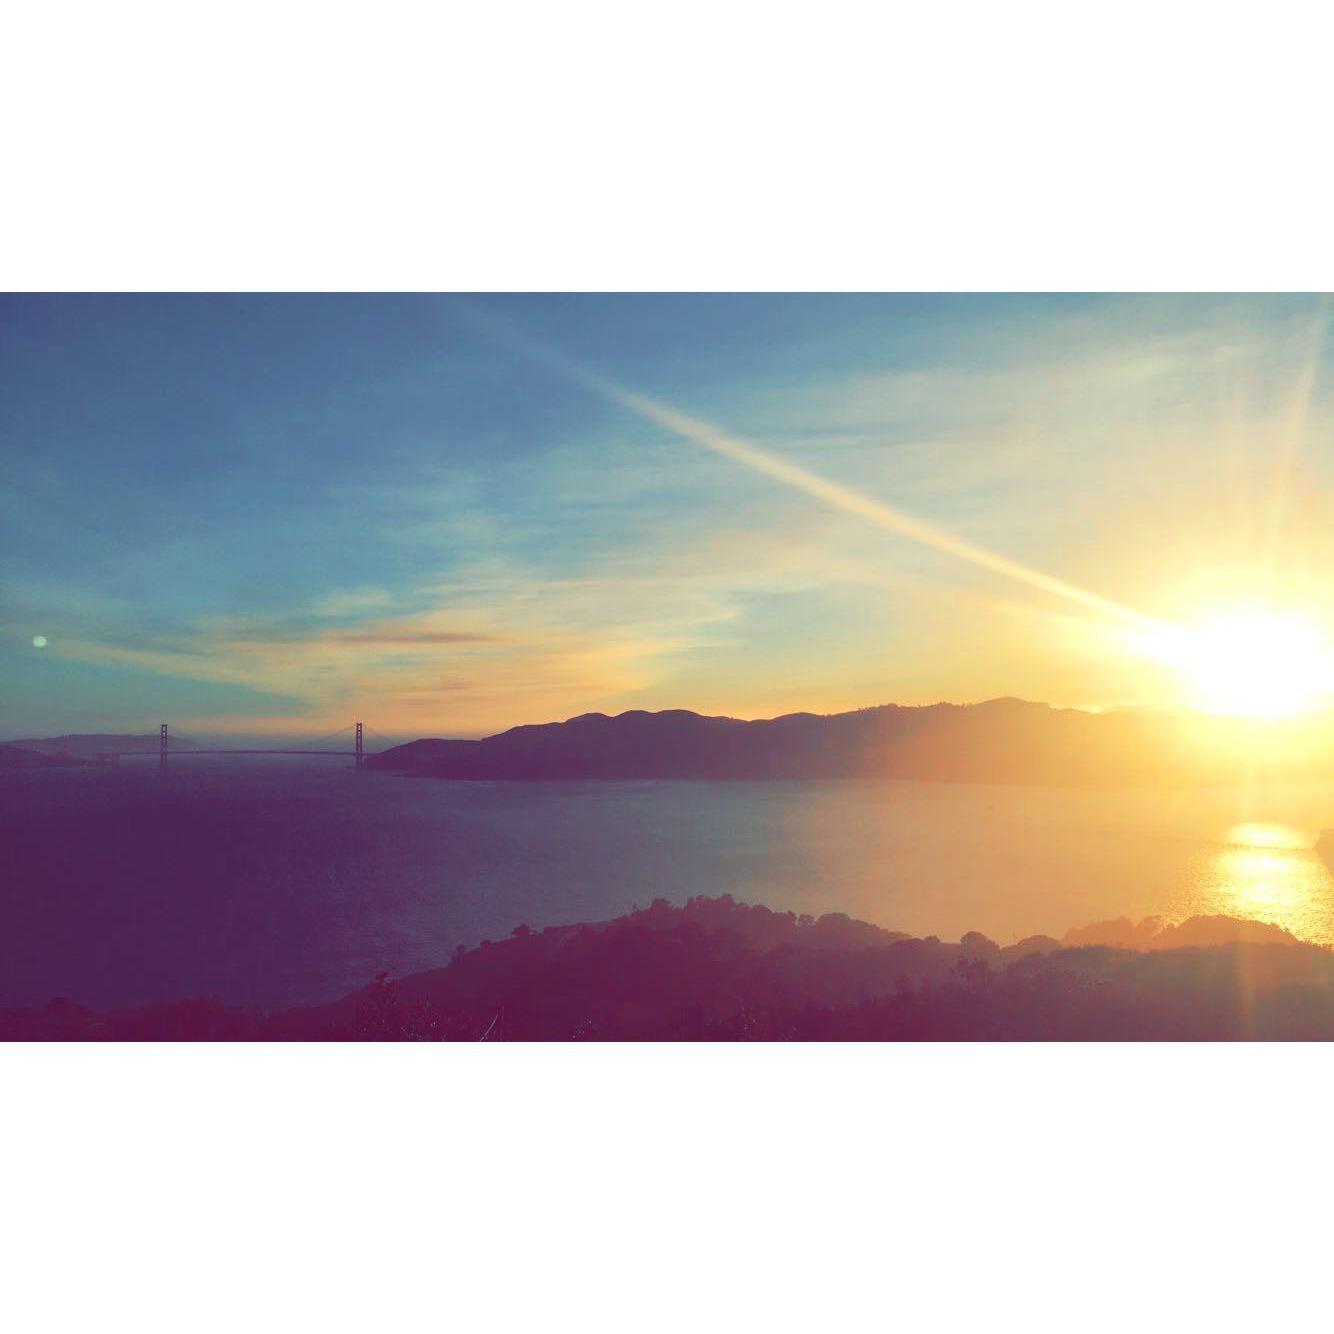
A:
[7,896,1334,1040]
[367,698,1334,785]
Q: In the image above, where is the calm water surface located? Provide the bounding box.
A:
[3,757,1333,1009]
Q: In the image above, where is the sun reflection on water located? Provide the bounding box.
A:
[1198,822,1334,942]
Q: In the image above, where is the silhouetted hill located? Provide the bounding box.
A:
[366,699,1334,785]
[0,743,94,769]
[7,896,1333,1040]
[7,733,200,757]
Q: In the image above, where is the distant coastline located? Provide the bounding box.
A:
[2,733,202,764]
[0,742,95,769]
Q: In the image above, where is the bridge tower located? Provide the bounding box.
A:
[355,721,364,770]
[160,722,169,770]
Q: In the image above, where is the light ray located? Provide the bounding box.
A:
[457,301,1169,634]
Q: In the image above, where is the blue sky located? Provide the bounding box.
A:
[3,294,1331,737]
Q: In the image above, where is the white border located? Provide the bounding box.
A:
[3,2,1331,291]
[4,3,1333,1327]
[6,1043,1333,1332]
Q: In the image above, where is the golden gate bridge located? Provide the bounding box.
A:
[153,721,396,769]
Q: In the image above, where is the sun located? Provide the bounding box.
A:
[1144,608,1333,718]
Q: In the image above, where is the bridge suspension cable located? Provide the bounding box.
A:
[152,720,378,768]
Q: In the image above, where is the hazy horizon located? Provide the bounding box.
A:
[13,690,1334,751]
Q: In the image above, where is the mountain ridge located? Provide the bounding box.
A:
[367,697,1334,784]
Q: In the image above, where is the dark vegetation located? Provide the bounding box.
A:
[367,698,1334,785]
[7,895,1334,1041]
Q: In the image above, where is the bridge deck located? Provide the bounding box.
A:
[164,749,373,756]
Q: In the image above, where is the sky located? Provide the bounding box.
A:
[2,293,1332,739]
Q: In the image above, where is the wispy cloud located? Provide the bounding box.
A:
[38,494,872,733]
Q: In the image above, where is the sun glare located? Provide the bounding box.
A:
[1143,608,1333,718]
